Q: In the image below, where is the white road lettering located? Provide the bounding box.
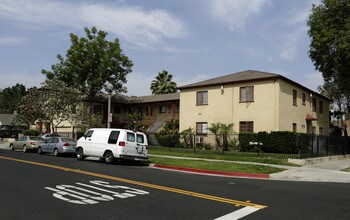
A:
[45,180,149,205]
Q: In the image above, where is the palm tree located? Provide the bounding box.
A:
[150,70,177,95]
[208,122,222,150]
[219,123,234,151]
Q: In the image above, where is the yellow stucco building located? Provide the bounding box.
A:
[178,70,330,136]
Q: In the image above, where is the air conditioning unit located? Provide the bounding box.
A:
[195,136,204,143]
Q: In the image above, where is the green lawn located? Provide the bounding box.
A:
[341,167,350,172]
[149,146,299,166]
[149,157,285,174]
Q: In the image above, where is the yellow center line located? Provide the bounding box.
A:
[0,155,267,209]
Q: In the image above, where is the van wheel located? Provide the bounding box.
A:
[23,145,27,153]
[9,144,14,151]
[38,147,42,155]
[104,151,114,164]
[76,148,84,160]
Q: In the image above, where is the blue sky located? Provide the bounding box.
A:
[0,0,323,96]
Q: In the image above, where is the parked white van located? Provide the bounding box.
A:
[76,128,148,164]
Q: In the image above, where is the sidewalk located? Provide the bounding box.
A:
[1,142,350,183]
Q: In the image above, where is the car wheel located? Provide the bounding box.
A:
[104,151,114,164]
[9,144,14,151]
[23,145,27,153]
[53,148,59,157]
[76,148,84,160]
[38,147,43,155]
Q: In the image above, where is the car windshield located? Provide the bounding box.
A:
[61,138,76,143]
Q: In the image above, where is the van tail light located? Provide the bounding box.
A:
[145,145,148,150]
[30,141,35,145]
[118,141,125,147]
[63,143,70,147]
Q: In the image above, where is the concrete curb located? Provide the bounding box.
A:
[150,164,270,179]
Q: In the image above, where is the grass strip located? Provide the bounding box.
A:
[149,157,285,174]
[149,146,299,166]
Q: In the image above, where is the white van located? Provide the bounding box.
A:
[76,128,148,164]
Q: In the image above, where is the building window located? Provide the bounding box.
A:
[196,91,208,105]
[302,93,306,105]
[239,121,254,132]
[293,123,297,133]
[93,105,102,114]
[312,98,317,112]
[240,86,254,102]
[293,89,297,106]
[196,122,208,135]
[319,101,323,114]
[319,127,323,135]
[159,105,166,113]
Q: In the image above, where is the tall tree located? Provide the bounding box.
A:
[40,79,82,133]
[150,70,177,95]
[15,87,46,128]
[42,26,133,116]
[308,0,350,101]
[0,84,26,114]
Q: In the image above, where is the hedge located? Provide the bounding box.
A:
[239,131,311,154]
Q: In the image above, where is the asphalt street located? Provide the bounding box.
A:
[1,148,350,219]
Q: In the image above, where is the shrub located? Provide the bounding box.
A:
[22,129,41,136]
[155,133,180,148]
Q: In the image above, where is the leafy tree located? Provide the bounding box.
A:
[15,80,81,133]
[116,108,152,132]
[15,87,46,128]
[42,26,133,117]
[150,70,177,95]
[208,122,222,150]
[0,84,26,114]
[160,119,179,135]
[39,79,82,133]
[308,0,350,100]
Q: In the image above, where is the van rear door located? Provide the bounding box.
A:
[125,132,138,155]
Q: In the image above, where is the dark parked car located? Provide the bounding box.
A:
[38,137,77,157]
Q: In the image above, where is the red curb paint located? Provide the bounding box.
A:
[153,164,270,179]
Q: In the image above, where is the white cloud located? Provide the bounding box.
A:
[0,0,187,50]
[209,0,271,31]
[0,36,26,45]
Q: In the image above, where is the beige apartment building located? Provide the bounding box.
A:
[50,70,329,139]
[178,70,330,136]
[53,93,180,136]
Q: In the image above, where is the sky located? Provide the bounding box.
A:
[0,0,324,96]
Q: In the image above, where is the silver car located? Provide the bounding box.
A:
[38,137,77,157]
[9,136,44,152]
